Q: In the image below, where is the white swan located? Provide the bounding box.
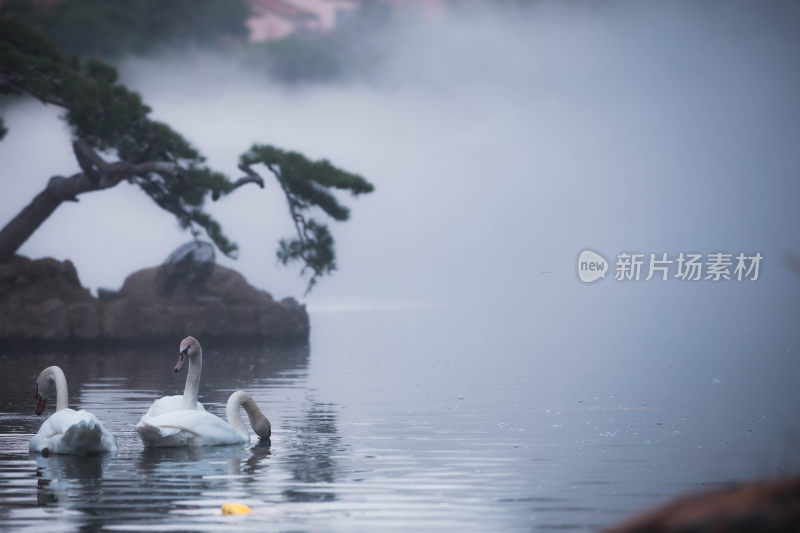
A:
[29,366,117,456]
[135,336,270,447]
[136,390,271,447]
[139,336,207,420]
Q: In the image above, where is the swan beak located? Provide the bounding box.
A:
[35,393,46,415]
[174,349,188,373]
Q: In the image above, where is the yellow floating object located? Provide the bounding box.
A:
[221,502,251,515]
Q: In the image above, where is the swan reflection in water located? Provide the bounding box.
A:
[23,340,325,521]
[137,441,272,501]
[35,453,110,507]
[35,443,271,513]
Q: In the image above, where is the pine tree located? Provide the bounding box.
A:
[0,17,373,292]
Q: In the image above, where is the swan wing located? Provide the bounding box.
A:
[30,409,117,455]
[135,410,244,447]
[140,395,206,421]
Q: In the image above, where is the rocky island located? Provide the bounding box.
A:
[0,242,309,347]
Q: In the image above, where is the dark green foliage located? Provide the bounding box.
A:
[0,17,373,292]
[241,145,374,292]
[241,144,373,219]
[1,15,240,255]
[4,0,395,85]
[1,0,251,58]
[278,220,334,281]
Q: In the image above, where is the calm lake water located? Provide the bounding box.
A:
[1,306,798,532]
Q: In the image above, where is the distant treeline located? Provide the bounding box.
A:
[0,0,397,84]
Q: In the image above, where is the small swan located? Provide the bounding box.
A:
[136,390,271,447]
[139,336,207,419]
[29,366,117,456]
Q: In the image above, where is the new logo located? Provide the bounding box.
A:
[577,250,608,283]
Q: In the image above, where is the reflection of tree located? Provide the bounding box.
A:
[196,342,310,405]
[283,400,342,502]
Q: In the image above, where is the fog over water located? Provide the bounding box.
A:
[2,2,799,328]
[1,3,800,529]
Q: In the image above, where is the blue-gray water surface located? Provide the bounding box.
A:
[1,307,798,532]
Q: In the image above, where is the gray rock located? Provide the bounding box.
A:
[156,241,215,298]
[96,288,121,300]
[69,302,102,340]
[0,255,309,345]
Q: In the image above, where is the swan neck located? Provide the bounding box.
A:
[227,391,270,440]
[226,391,250,439]
[181,350,202,410]
[46,366,69,411]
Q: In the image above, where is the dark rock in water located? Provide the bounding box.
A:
[607,477,800,533]
[156,241,215,298]
[105,263,308,341]
[0,255,309,346]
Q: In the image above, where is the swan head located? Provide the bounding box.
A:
[253,415,271,441]
[175,336,201,373]
[34,370,53,415]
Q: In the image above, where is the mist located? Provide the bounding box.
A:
[2,3,800,527]
[2,0,799,325]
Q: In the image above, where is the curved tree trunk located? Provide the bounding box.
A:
[0,139,266,264]
[0,172,101,263]
[0,140,182,263]
[0,182,63,263]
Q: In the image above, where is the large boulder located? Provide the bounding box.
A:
[0,255,92,305]
[103,262,308,341]
[0,256,91,341]
[0,254,309,345]
[608,477,800,532]
[155,241,215,299]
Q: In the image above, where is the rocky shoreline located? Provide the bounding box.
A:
[0,254,309,348]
